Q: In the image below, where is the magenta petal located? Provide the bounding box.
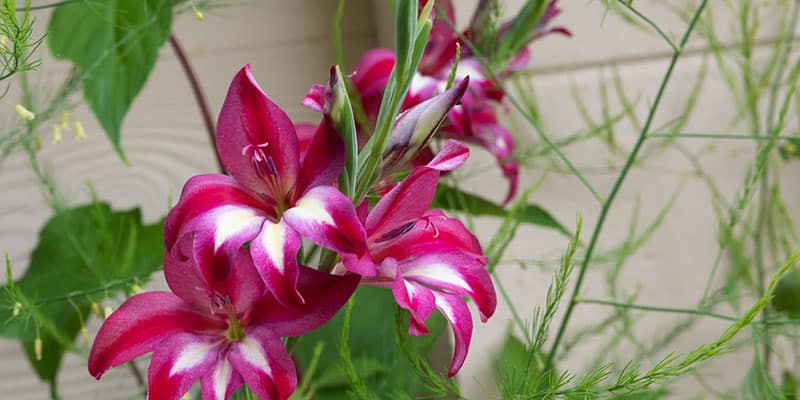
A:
[283,186,367,256]
[250,220,304,306]
[250,266,360,337]
[391,269,435,337]
[432,291,473,377]
[294,123,317,160]
[229,326,296,400]
[146,333,221,400]
[426,139,470,171]
[301,84,327,113]
[293,119,345,199]
[351,48,395,99]
[401,250,497,322]
[201,357,243,400]
[366,142,467,241]
[164,174,268,253]
[216,65,300,197]
[88,292,226,379]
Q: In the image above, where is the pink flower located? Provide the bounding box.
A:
[342,140,497,376]
[347,0,569,204]
[165,65,367,307]
[88,236,359,400]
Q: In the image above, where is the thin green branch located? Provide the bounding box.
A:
[649,132,798,140]
[616,0,679,52]
[543,0,709,371]
[577,298,739,322]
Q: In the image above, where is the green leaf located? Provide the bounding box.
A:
[496,0,548,67]
[47,0,174,162]
[432,183,570,236]
[0,203,165,397]
[292,286,446,400]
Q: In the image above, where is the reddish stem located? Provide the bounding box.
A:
[169,33,225,173]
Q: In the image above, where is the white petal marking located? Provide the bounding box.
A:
[261,222,286,273]
[407,263,470,291]
[292,196,335,226]
[170,341,217,376]
[237,336,272,376]
[213,358,233,400]
[212,206,260,251]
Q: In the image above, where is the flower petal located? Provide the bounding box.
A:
[366,142,468,241]
[146,333,221,400]
[401,250,496,322]
[383,79,469,173]
[300,84,327,113]
[283,186,367,257]
[217,65,300,197]
[250,220,303,306]
[88,292,225,379]
[229,326,296,400]
[391,268,435,336]
[432,291,473,377]
[249,266,360,337]
[165,174,268,253]
[370,210,484,261]
[201,356,244,400]
[293,119,344,199]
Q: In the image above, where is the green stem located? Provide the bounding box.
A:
[543,0,709,371]
[577,298,738,322]
[649,132,797,141]
[617,0,678,52]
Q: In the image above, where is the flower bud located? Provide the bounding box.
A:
[34,337,42,361]
[12,302,21,317]
[15,104,35,121]
[103,306,113,319]
[73,120,86,140]
[52,125,63,144]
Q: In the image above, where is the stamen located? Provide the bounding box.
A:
[376,221,417,243]
[242,142,280,179]
[423,215,446,238]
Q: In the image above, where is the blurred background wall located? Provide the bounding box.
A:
[1,0,799,398]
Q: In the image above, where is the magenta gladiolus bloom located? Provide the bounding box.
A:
[348,0,569,204]
[88,236,359,400]
[165,65,367,306]
[342,140,497,376]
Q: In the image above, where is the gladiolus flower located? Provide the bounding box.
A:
[341,140,497,376]
[88,236,359,400]
[165,65,367,307]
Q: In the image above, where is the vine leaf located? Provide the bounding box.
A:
[432,183,570,237]
[0,203,164,398]
[47,0,174,162]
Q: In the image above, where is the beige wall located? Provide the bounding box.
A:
[1,1,799,398]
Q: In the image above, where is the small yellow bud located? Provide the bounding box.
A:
[91,302,102,318]
[192,2,204,20]
[60,111,70,129]
[12,302,21,317]
[52,125,63,144]
[786,143,797,154]
[34,337,42,361]
[104,306,113,319]
[34,133,42,151]
[80,327,90,344]
[73,120,86,140]
[130,284,143,294]
[14,104,35,121]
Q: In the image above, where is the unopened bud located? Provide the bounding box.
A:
[80,327,90,344]
[73,120,86,140]
[91,302,102,318]
[12,302,21,317]
[34,337,42,361]
[60,111,70,129]
[193,7,204,21]
[130,284,143,294]
[52,125,62,144]
[34,133,42,150]
[104,306,113,319]
[14,104,35,121]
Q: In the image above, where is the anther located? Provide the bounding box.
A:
[376,221,417,243]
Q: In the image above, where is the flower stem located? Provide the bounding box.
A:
[169,33,224,173]
[543,0,709,371]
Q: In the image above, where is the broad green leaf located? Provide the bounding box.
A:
[0,203,165,397]
[292,286,446,399]
[47,0,174,162]
[432,183,570,236]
